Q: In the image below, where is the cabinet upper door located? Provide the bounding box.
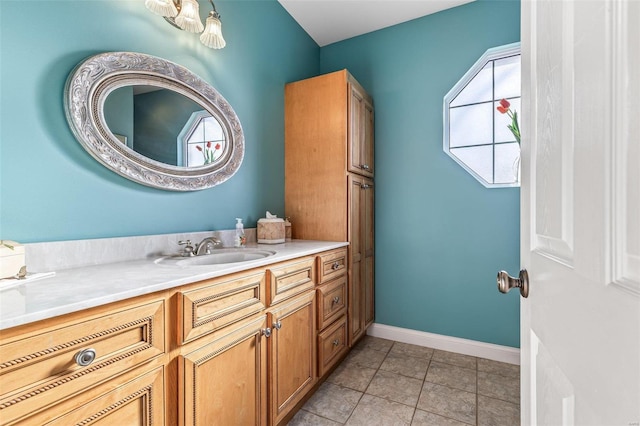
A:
[348,81,374,178]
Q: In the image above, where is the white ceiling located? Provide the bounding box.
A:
[277,0,476,47]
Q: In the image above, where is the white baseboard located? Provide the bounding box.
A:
[367,323,520,365]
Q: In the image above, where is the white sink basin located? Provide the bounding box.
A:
[155,248,276,266]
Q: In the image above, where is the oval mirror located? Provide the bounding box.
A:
[64,52,244,191]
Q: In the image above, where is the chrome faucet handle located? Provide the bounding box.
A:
[178,240,195,257]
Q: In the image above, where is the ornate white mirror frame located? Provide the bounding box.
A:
[64,51,244,191]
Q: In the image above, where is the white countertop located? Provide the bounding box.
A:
[0,240,347,330]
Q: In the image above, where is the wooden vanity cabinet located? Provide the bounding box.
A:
[0,247,346,426]
[285,70,375,347]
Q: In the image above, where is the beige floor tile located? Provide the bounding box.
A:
[346,394,415,426]
[301,382,363,423]
[287,409,343,426]
[425,361,477,393]
[477,395,520,426]
[417,382,476,425]
[411,409,473,426]
[380,351,430,380]
[432,350,477,369]
[477,371,520,405]
[343,346,387,369]
[365,370,423,407]
[477,358,520,379]
[355,335,394,353]
[327,362,377,392]
[390,342,435,360]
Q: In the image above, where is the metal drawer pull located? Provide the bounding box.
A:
[333,339,340,346]
[361,164,370,171]
[332,296,340,305]
[273,320,282,330]
[75,348,96,367]
[262,328,272,338]
[331,261,341,270]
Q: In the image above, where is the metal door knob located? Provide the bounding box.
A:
[497,269,529,298]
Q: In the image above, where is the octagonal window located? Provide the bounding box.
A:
[444,43,521,188]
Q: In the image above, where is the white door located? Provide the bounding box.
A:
[519,0,640,424]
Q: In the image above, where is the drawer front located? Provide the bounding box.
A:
[317,316,348,377]
[316,275,347,330]
[317,249,347,284]
[180,271,266,344]
[0,300,165,425]
[267,257,316,306]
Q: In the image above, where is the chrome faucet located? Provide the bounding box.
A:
[195,237,222,255]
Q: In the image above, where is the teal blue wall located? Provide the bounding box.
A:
[320,0,521,347]
[0,0,319,242]
[0,0,520,347]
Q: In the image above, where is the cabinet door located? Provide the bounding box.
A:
[268,291,316,425]
[348,82,374,178]
[363,177,375,327]
[348,175,365,345]
[179,314,268,426]
[39,366,165,426]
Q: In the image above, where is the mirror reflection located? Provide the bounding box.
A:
[104,85,227,167]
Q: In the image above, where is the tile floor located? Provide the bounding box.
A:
[288,336,520,426]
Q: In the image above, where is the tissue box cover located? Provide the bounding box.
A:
[257,220,285,244]
[0,241,25,278]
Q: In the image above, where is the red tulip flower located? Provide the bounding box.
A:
[496,98,521,144]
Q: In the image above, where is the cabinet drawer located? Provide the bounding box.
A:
[317,249,347,284]
[316,275,347,330]
[267,256,315,306]
[180,271,266,344]
[0,300,165,425]
[317,316,348,377]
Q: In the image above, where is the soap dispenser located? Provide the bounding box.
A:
[235,218,246,247]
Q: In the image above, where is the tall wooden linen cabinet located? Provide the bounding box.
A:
[285,69,374,346]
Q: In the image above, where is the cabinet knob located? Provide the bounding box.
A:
[273,320,282,330]
[262,328,272,338]
[332,296,340,305]
[331,261,340,270]
[74,348,96,366]
[332,339,340,346]
[361,164,370,171]
[360,183,373,189]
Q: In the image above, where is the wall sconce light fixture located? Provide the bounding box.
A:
[145,0,226,49]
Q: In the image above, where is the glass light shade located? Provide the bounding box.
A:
[200,14,226,49]
[175,0,204,33]
[145,0,178,17]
